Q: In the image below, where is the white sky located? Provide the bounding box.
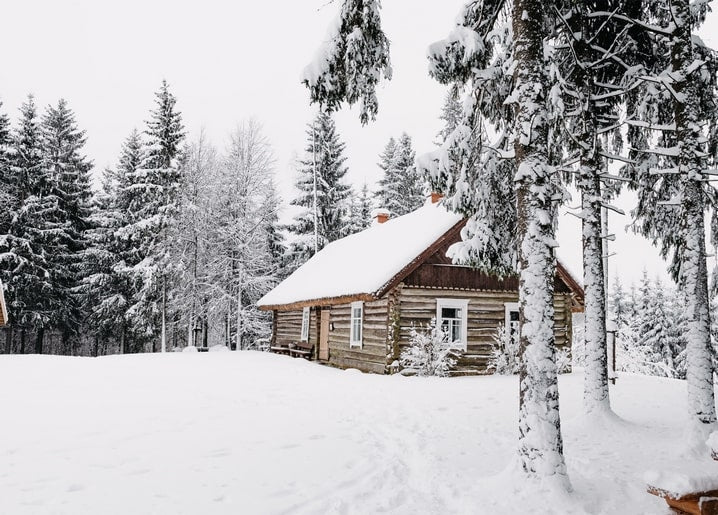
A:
[2,0,717,289]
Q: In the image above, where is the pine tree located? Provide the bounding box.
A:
[376,133,424,217]
[4,96,52,353]
[608,277,629,330]
[303,0,569,486]
[343,182,373,236]
[82,130,144,354]
[436,87,462,146]
[124,81,185,352]
[625,0,717,434]
[287,111,351,265]
[39,98,94,353]
[553,0,649,417]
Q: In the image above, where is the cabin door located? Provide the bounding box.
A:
[319,309,330,360]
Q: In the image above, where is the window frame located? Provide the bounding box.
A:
[300,306,310,342]
[435,298,469,350]
[349,301,363,348]
[504,302,520,344]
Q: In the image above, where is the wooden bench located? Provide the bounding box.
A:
[289,341,314,359]
[648,486,718,515]
[269,341,291,355]
[649,450,718,515]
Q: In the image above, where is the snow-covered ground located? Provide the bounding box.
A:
[0,352,715,514]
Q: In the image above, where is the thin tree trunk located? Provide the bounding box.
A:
[161,278,167,353]
[671,0,717,434]
[35,327,44,354]
[581,167,609,413]
[20,327,25,354]
[120,325,126,354]
[5,326,12,354]
[513,0,570,486]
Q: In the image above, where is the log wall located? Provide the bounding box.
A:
[324,298,389,374]
[272,287,574,376]
[273,300,389,374]
[395,286,573,376]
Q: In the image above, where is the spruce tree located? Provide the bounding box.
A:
[39,98,94,352]
[121,81,185,351]
[287,110,351,265]
[304,0,569,486]
[376,133,424,217]
[343,183,373,236]
[5,96,52,353]
[83,130,143,353]
[625,0,717,435]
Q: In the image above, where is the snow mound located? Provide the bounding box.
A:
[209,345,229,352]
[645,470,718,497]
[182,346,199,353]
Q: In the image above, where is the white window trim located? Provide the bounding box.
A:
[504,302,520,342]
[436,298,469,351]
[300,307,310,342]
[349,301,363,348]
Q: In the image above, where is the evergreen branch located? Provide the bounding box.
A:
[587,11,674,37]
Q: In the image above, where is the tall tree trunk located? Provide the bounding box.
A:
[513,0,570,486]
[5,326,12,354]
[35,326,44,354]
[672,0,717,435]
[120,325,126,355]
[161,278,167,353]
[20,327,26,354]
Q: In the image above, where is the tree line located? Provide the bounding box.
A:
[0,83,426,355]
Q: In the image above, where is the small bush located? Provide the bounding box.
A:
[400,319,457,377]
[488,324,520,375]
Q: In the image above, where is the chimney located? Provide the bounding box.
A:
[371,208,391,225]
[430,192,444,204]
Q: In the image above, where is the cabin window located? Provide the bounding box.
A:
[504,302,520,345]
[350,301,363,348]
[300,307,310,341]
[436,298,469,350]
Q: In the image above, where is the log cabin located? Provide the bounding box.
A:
[257,198,585,375]
[0,280,7,327]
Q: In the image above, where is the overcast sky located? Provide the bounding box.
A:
[2,0,718,289]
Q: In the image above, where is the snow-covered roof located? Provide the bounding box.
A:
[258,201,463,308]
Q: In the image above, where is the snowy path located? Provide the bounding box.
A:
[0,352,714,514]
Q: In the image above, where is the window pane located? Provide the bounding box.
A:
[442,307,459,319]
[510,311,520,322]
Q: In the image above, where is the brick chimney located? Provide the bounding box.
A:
[430,192,444,204]
[371,208,391,225]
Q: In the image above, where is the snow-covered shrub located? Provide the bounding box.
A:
[487,324,520,375]
[571,313,586,368]
[555,347,572,374]
[400,320,457,377]
[209,344,229,352]
[616,325,676,377]
[182,346,199,353]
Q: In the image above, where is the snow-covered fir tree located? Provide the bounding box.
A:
[436,87,462,146]
[39,99,94,353]
[118,81,186,351]
[344,182,373,235]
[552,0,650,417]
[624,0,717,435]
[287,110,351,266]
[302,0,391,125]
[3,96,53,353]
[608,277,631,329]
[375,133,424,217]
